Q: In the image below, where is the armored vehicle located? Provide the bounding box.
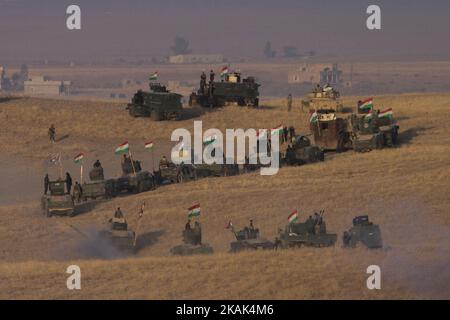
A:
[284,135,324,166]
[81,179,117,201]
[170,224,213,256]
[154,162,197,185]
[89,166,104,181]
[228,223,274,252]
[350,111,399,152]
[100,217,136,253]
[115,158,155,194]
[126,83,182,120]
[191,72,260,108]
[301,85,344,112]
[343,215,383,249]
[277,215,337,248]
[41,180,75,217]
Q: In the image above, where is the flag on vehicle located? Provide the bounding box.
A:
[220,66,229,77]
[203,135,217,146]
[257,129,267,140]
[365,110,373,121]
[378,108,393,119]
[48,152,61,165]
[115,141,129,154]
[310,111,318,124]
[359,98,374,111]
[288,210,299,224]
[271,124,283,136]
[149,72,158,80]
[188,204,201,218]
[73,153,84,164]
[144,140,154,150]
[225,220,233,229]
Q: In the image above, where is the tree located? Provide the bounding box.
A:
[263,41,276,58]
[283,45,300,58]
[171,36,192,55]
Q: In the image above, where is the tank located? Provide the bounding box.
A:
[126,83,182,120]
[100,217,136,253]
[284,135,324,166]
[277,215,337,248]
[41,180,75,217]
[343,215,383,249]
[228,225,274,252]
[170,227,213,256]
[191,72,260,108]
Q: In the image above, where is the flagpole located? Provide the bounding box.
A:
[151,148,155,173]
[80,163,83,184]
[128,149,137,177]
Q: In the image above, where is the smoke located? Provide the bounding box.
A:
[378,199,450,299]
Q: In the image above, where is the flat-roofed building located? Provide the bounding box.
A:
[24,76,71,96]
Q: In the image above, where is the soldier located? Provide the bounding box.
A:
[288,126,296,141]
[343,231,351,247]
[194,221,202,245]
[93,160,102,168]
[185,219,191,230]
[48,125,56,143]
[306,215,315,234]
[44,174,49,195]
[209,70,215,83]
[159,155,169,167]
[287,93,293,112]
[283,126,289,144]
[65,172,72,194]
[114,207,124,218]
[200,72,207,94]
[73,181,82,203]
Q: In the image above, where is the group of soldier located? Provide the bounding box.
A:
[44,172,73,195]
[199,70,216,95]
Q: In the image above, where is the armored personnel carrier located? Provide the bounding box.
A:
[126,83,182,120]
[283,135,324,166]
[41,180,75,217]
[170,224,213,256]
[228,223,274,252]
[100,217,136,253]
[191,72,260,108]
[115,158,155,194]
[301,85,344,112]
[81,165,117,201]
[343,215,383,249]
[154,162,197,185]
[277,214,337,248]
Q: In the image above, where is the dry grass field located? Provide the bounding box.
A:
[0,92,449,299]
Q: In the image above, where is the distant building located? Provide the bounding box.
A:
[288,63,349,87]
[320,63,343,86]
[24,76,71,96]
[169,54,224,64]
[0,65,4,91]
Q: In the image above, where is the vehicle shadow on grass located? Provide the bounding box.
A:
[135,229,165,252]
[399,126,430,145]
[74,200,101,216]
[179,106,205,120]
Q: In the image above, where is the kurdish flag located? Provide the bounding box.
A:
[271,124,283,136]
[310,111,318,124]
[73,153,84,164]
[365,110,373,121]
[220,66,229,77]
[115,141,129,155]
[379,108,393,119]
[149,72,158,81]
[203,134,217,146]
[257,129,267,140]
[359,98,374,111]
[188,204,201,218]
[288,210,299,225]
[144,140,154,150]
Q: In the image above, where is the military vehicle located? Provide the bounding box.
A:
[350,110,399,152]
[126,83,182,120]
[100,217,137,253]
[284,135,324,166]
[81,179,117,201]
[301,85,345,112]
[154,162,197,185]
[170,226,214,256]
[190,72,260,108]
[228,223,274,252]
[41,180,75,217]
[115,158,155,194]
[343,215,383,249]
[277,214,337,248]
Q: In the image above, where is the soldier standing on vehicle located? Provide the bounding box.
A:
[44,174,49,195]
[283,126,289,144]
[209,70,215,83]
[114,207,124,218]
[65,172,72,194]
[200,72,207,94]
[48,125,56,143]
[73,181,82,203]
[93,160,102,168]
[185,219,191,230]
[287,93,293,112]
[194,221,202,245]
[288,126,296,141]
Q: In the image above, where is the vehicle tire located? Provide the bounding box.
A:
[68,210,76,218]
[177,173,184,183]
[151,110,162,121]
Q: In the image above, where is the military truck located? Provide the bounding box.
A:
[41,180,75,217]
[100,217,136,253]
[301,85,345,112]
[115,158,155,194]
[154,162,197,185]
[126,83,182,120]
[283,135,324,166]
[170,225,214,256]
[343,215,383,249]
[191,72,260,108]
[277,214,337,248]
[81,179,117,201]
[228,223,274,252]
[350,111,399,152]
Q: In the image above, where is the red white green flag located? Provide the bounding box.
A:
[288,210,299,224]
[115,141,129,154]
[145,140,154,150]
[271,124,283,136]
[149,72,158,81]
[359,98,374,111]
[310,111,319,124]
[203,135,217,146]
[220,66,229,77]
[379,108,393,118]
[188,204,201,218]
[73,153,84,164]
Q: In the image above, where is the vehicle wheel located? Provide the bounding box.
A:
[68,210,76,218]
[177,173,184,183]
[151,110,162,121]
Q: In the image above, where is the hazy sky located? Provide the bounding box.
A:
[1,0,450,61]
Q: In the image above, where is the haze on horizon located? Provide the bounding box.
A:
[1,0,450,62]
